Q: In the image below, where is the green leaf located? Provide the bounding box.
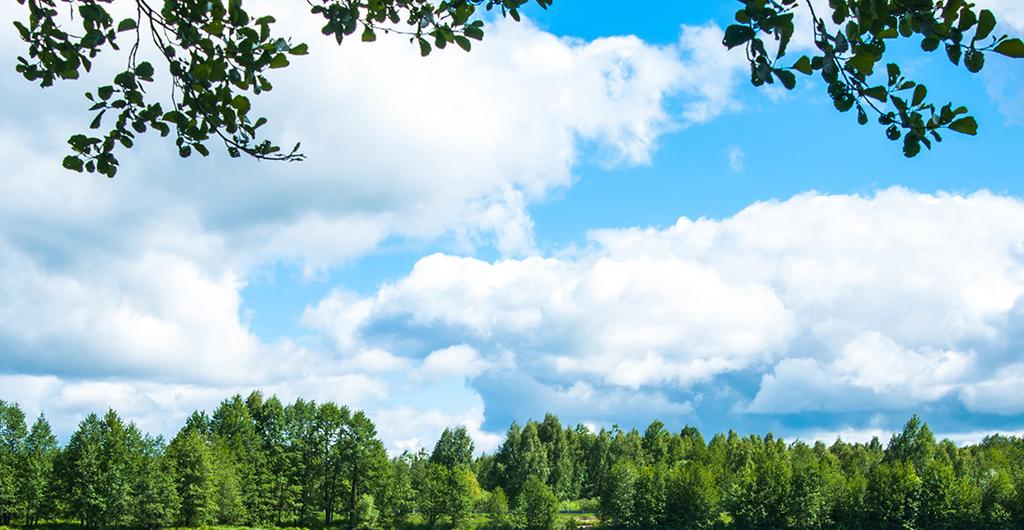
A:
[268,54,290,69]
[975,10,996,41]
[903,134,921,158]
[135,61,154,79]
[887,63,901,83]
[90,111,104,130]
[964,50,985,73]
[62,156,84,172]
[774,69,796,90]
[846,53,877,75]
[722,25,755,49]
[455,35,472,52]
[792,56,813,75]
[945,43,961,65]
[994,38,1024,58]
[912,85,927,107]
[117,18,137,32]
[949,116,978,135]
[857,106,868,125]
[418,38,431,57]
[863,86,888,103]
[361,27,377,42]
[289,43,309,55]
[231,95,251,114]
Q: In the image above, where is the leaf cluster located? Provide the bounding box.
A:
[724,0,1024,157]
[12,0,552,176]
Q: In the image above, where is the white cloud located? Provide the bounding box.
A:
[727,145,746,173]
[676,24,749,124]
[975,0,1024,32]
[961,362,1024,414]
[372,404,504,455]
[747,333,973,413]
[0,8,748,446]
[420,345,493,381]
[305,188,1024,417]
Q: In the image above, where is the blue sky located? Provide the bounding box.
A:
[2,1,1024,452]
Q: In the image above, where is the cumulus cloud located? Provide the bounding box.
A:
[975,0,1024,31]
[305,188,1024,428]
[420,345,494,381]
[373,404,504,455]
[747,333,973,413]
[0,5,754,450]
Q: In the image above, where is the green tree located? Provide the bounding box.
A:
[166,428,217,527]
[18,414,58,526]
[210,439,247,525]
[641,421,669,465]
[601,460,637,529]
[886,415,937,471]
[431,425,475,470]
[509,422,549,500]
[518,476,558,530]
[356,493,381,530]
[210,393,266,524]
[448,465,479,529]
[486,486,512,529]
[725,435,793,530]
[664,461,719,530]
[420,462,449,527]
[252,393,292,524]
[980,469,1016,530]
[127,430,179,528]
[632,464,667,530]
[378,453,418,529]
[865,460,922,530]
[315,401,350,527]
[917,458,958,530]
[58,413,103,527]
[341,410,389,530]
[0,401,27,526]
[96,409,134,526]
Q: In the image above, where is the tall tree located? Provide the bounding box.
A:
[126,429,179,528]
[0,401,27,526]
[664,461,719,530]
[341,410,388,530]
[519,475,558,530]
[166,428,216,527]
[210,393,265,524]
[865,460,922,530]
[18,414,58,526]
[431,425,475,470]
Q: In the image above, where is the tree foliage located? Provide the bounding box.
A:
[3,395,1024,530]
[11,0,1023,178]
[725,0,1024,157]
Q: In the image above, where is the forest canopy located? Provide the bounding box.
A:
[1,392,1024,529]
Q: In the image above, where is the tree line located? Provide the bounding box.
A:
[1,392,1023,529]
